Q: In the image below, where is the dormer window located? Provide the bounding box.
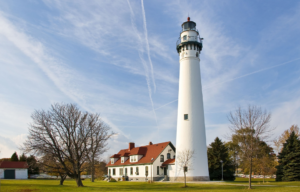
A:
[111,158,114,164]
[130,155,138,162]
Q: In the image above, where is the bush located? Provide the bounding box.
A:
[109,178,117,182]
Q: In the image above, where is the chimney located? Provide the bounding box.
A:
[129,142,135,151]
[149,141,153,145]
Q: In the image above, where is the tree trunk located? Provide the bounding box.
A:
[263,174,265,183]
[59,174,66,185]
[249,157,252,189]
[91,158,95,182]
[184,172,186,187]
[75,174,84,187]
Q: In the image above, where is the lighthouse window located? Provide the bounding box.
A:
[183,35,187,40]
[194,44,196,50]
[184,114,189,120]
[186,45,189,50]
[190,44,192,50]
[196,52,199,57]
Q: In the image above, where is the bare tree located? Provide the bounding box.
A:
[23,103,114,187]
[273,125,299,153]
[85,116,112,182]
[176,150,194,187]
[40,154,68,185]
[228,105,272,189]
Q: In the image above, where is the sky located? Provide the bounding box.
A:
[0,0,300,159]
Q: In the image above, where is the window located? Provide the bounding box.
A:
[111,158,114,164]
[120,168,123,176]
[184,114,188,120]
[113,168,116,175]
[194,44,196,50]
[130,167,133,175]
[109,169,111,176]
[121,157,124,163]
[183,35,187,40]
[196,52,199,57]
[136,167,139,175]
[182,46,185,51]
[160,155,164,162]
[173,155,176,159]
[190,44,192,50]
[157,166,159,175]
[167,153,171,160]
[186,45,189,50]
[145,166,148,176]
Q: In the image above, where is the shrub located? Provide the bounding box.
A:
[109,178,117,182]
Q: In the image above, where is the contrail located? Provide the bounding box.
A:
[139,52,157,123]
[127,0,157,123]
[205,57,300,89]
[156,58,300,110]
[141,0,156,93]
[155,99,178,111]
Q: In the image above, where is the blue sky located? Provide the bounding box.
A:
[0,0,300,159]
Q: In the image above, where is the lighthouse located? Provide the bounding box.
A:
[174,17,209,181]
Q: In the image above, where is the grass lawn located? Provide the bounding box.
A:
[0,178,300,192]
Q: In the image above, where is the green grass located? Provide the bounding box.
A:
[0,178,299,192]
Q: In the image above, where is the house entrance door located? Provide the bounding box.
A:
[164,167,167,176]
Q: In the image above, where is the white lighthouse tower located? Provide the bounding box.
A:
[174,17,209,181]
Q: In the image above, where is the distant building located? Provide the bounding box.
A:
[0,161,28,179]
[106,141,176,181]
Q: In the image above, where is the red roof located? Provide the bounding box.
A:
[107,141,172,167]
[162,159,175,165]
[0,161,29,169]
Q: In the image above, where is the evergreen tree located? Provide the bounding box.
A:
[208,137,235,181]
[19,153,27,162]
[282,132,300,181]
[10,152,19,161]
[27,155,40,175]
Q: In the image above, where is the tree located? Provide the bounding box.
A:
[276,131,300,181]
[176,150,194,187]
[225,141,240,174]
[10,152,19,161]
[208,137,235,181]
[23,103,114,187]
[274,125,299,153]
[41,155,67,185]
[252,142,276,183]
[85,117,112,182]
[228,105,272,189]
[27,155,39,175]
[19,153,27,162]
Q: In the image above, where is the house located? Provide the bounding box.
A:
[106,141,176,181]
[0,161,29,179]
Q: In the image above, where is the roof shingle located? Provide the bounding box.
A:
[107,141,171,167]
[0,161,29,169]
